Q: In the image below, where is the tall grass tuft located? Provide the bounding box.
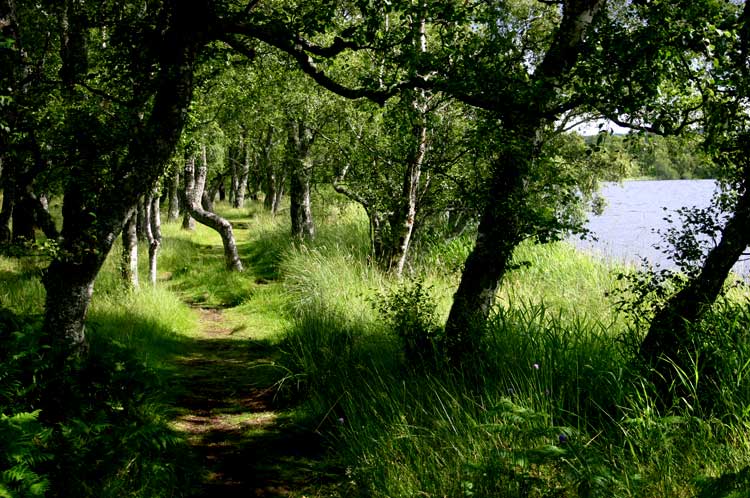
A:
[275,208,750,497]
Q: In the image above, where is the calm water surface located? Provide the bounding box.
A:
[574,179,749,274]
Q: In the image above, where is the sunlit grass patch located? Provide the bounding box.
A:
[493,240,625,330]
[223,285,291,341]
[272,204,750,497]
[88,286,198,369]
[0,253,45,315]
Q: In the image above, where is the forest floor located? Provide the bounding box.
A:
[163,222,337,497]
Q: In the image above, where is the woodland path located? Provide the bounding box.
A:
[168,299,331,495]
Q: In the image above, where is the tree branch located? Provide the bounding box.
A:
[332,163,371,208]
[599,108,700,137]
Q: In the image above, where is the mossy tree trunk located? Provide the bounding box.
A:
[288,119,315,241]
[443,0,604,363]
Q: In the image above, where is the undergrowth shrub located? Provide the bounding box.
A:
[0,312,51,498]
[0,309,195,497]
[0,410,52,497]
[375,278,445,366]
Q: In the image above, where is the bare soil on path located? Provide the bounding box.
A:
[170,306,332,497]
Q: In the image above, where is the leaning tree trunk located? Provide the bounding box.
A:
[288,120,315,240]
[442,0,603,364]
[444,125,539,361]
[201,189,214,212]
[121,208,139,289]
[184,146,243,271]
[640,181,750,396]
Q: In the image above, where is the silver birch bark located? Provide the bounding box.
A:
[182,164,195,230]
[387,14,429,277]
[261,126,284,215]
[144,189,161,286]
[288,120,315,240]
[233,137,251,208]
[121,208,139,289]
[229,144,238,206]
[184,146,243,271]
[167,168,180,222]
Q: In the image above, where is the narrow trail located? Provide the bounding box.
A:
[169,306,329,497]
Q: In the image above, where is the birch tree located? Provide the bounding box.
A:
[184,145,243,272]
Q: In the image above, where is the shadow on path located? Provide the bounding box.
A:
[171,308,332,497]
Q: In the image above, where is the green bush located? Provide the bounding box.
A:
[0,309,195,497]
[375,278,445,366]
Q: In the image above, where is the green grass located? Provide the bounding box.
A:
[268,201,750,497]
[3,197,750,497]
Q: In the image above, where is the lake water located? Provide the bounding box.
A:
[573,179,750,274]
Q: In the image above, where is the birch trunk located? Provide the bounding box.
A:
[640,179,750,397]
[386,120,425,276]
[184,147,243,271]
[201,190,214,211]
[386,15,429,277]
[443,0,604,362]
[260,127,283,214]
[136,196,148,241]
[41,0,204,352]
[288,120,315,240]
[121,208,139,289]
[145,190,161,286]
[167,168,180,222]
[264,169,279,214]
[444,125,539,359]
[182,167,195,230]
[234,137,251,208]
[229,144,238,206]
